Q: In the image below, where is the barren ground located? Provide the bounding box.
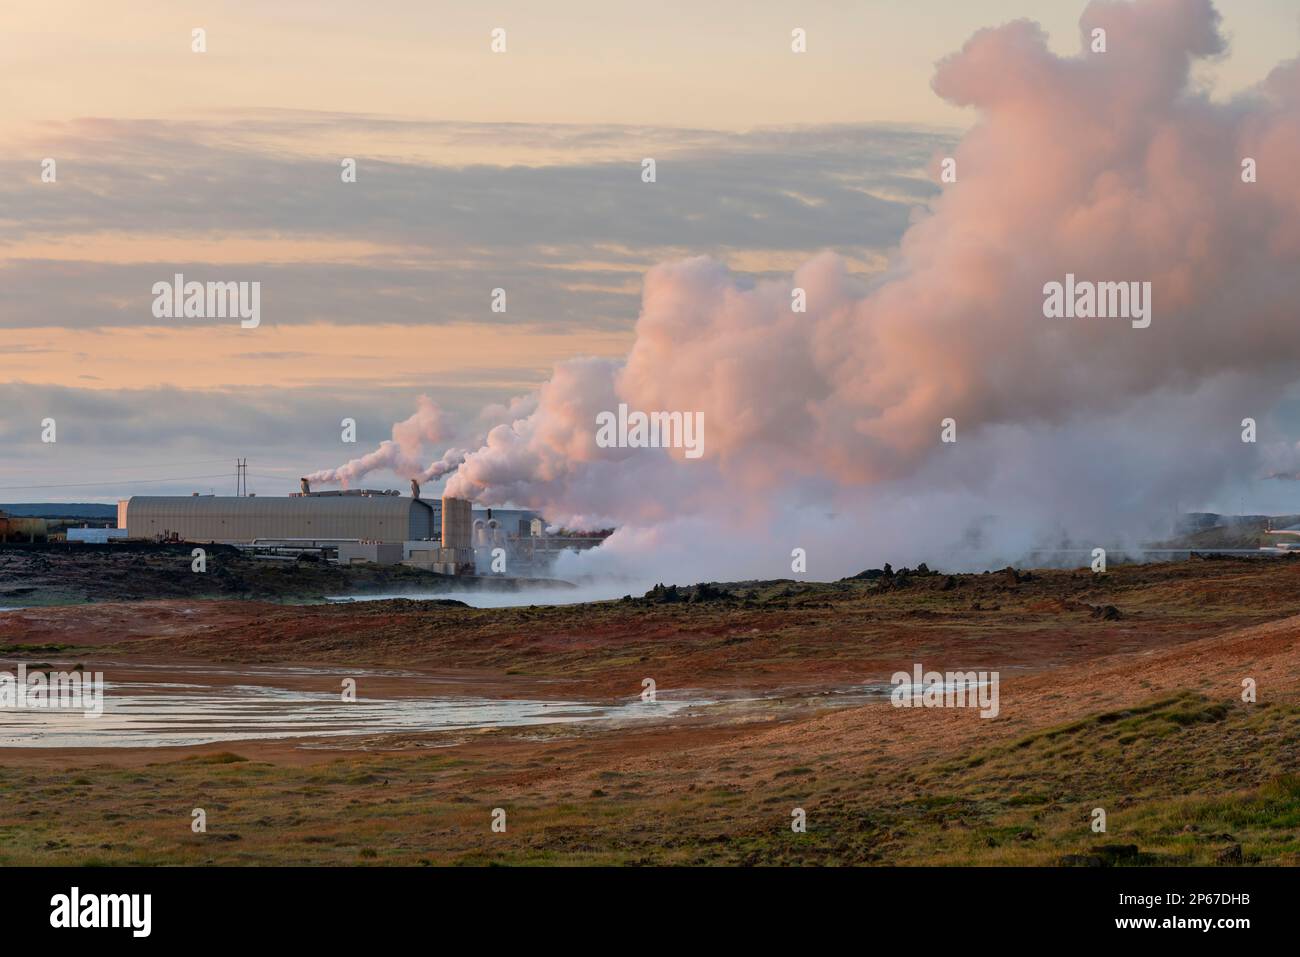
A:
[1,555,1298,866]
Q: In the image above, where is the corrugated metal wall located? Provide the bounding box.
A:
[441,497,472,549]
[125,496,436,543]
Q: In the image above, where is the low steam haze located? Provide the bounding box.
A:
[8,0,1300,589]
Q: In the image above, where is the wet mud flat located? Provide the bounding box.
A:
[0,661,713,749]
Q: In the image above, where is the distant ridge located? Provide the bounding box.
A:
[0,503,117,519]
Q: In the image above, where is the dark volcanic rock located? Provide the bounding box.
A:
[1094,843,1139,863]
[644,583,682,603]
[1215,843,1243,866]
[998,566,1033,585]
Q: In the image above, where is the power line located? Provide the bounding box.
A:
[0,473,236,491]
[0,459,241,475]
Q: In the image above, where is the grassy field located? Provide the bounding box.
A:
[2,692,1296,866]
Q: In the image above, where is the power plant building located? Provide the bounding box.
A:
[115,491,566,576]
[121,492,437,544]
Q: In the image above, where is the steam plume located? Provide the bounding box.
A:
[346,0,1300,576]
[305,396,453,489]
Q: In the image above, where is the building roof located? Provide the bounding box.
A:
[127,494,424,516]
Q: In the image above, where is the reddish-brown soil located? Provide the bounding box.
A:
[1,557,1298,865]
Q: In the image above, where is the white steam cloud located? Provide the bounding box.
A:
[323,0,1300,584]
[305,396,462,489]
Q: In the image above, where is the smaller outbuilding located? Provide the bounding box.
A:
[65,527,129,544]
[336,542,405,565]
[0,510,48,543]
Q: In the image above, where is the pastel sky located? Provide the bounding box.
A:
[2,0,1298,503]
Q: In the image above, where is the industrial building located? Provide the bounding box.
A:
[405,495,475,573]
[121,491,439,544]
[337,541,406,565]
[0,510,47,543]
[65,526,129,544]
[1262,525,1300,553]
[114,484,602,576]
[443,496,473,549]
[472,508,542,546]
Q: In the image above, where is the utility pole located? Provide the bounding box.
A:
[235,458,248,496]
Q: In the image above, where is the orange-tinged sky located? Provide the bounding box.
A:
[2,322,632,391]
[2,0,1297,500]
[3,0,1294,137]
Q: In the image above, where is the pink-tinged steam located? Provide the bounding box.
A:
[305,396,464,488]
[446,0,1300,535]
